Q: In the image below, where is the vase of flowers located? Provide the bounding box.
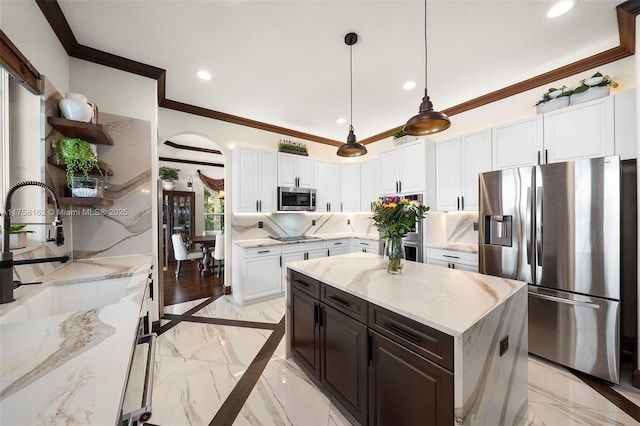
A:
[371,196,429,274]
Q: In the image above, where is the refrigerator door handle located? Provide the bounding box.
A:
[529,291,600,309]
[536,186,543,266]
[526,187,532,265]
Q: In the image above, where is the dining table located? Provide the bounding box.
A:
[190,235,217,274]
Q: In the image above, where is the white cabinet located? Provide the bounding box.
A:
[277,153,314,188]
[614,89,637,160]
[232,147,277,213]
[492,116,544,170]
[314,161,341,212]
[350,238,381,254]
[360,158,379,212]
[543,96,614,164]
[281,241,327,290]
[340,163,361,212]
[436,129,491,211]
[232,245,283,304]
[326,239,349,256]
[426,248,478,272]
[379,141,430,195]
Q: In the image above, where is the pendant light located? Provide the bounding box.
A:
[403,0,451,136]
[337,32,367,157]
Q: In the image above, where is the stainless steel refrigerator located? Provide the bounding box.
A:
[478,155,621,383]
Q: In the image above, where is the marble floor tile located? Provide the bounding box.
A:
[190,325,272,367]
[194,295,285,324]
[152,358,245,426]
[154,354,187,388]
[157,321,220,359]
[233,358,333,426]
[164,297,211,315]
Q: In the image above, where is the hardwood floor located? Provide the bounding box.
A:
[163,259,225,306]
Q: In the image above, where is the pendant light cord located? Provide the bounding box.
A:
[350,42,354,129]
[424,0,428,89]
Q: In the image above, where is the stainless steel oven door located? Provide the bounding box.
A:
[402,240,423,263]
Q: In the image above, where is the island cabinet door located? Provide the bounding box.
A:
[320,304,368,426]
[368,331,453,426]
[290,287,321,378]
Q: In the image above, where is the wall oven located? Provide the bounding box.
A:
[402,240,423,263]
[278,187,316,211]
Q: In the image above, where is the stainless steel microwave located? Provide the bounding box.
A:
[278,187,316,211]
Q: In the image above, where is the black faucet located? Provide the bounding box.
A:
[1,181,67,304]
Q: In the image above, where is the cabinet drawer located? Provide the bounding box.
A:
[426,248,477,266]
[325,239,349,248]
[290,270,320,298]
[369,304,453,371]
[321,283,367,323]
[281,240,326,254]
[245,245,282,258]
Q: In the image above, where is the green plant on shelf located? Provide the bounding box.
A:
[0,225,34,234]
[53,137,110,188]
[392,129,407,139]
[278,139,308,154]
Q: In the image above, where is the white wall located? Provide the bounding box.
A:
[0,0,70,95]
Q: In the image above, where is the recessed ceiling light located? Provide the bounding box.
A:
[337,118,346,124]
[547,1,576,18]
[403,81,417,90]
[197,70,212,80]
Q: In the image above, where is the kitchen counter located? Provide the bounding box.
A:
[425,241,478,254]
[233,233,378,248]
[285,253,528,424]
[0,254,152,425]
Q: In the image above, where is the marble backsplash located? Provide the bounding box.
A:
[445,211,479,244]
[231,212,379,241]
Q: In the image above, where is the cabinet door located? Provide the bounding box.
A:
[244,254,281,300]
[296,157,314,188]
[492,116,543,169]
[399,141,426,194]
[360,158,379,212]
[277,153,297,187]
[451,262,478,272]
[369,331,453,426]
[436,138,461,211]
[614,89,637,160]
[328,247,348,257]
[291,287,321,378]
[426,258,450,268]
[461,129,492,211]
[314,161,329,212]
[340,163,361,212]
[307,248,327,260]
[379,149,400,195]
[258,151,277,212]
[543,96,614,164]
[281,252,305,292]
[233,148,259,212]
[321,304,368,425]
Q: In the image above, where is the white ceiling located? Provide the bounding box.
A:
[58,0,622,143]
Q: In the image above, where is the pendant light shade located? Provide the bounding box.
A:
[337,32,367,157]
[403,0,450,136]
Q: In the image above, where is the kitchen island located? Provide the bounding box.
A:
[0,255,152,425]
[285,252,528,425]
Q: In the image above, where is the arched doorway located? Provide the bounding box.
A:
[157,133,226,309]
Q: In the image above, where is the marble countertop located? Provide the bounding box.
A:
[425,241,478,254]
[233,233,379,248]
[286,252,524,336]
[0,254,152,425]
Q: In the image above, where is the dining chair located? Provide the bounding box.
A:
[171,233,203,277]
[212,233,225,277]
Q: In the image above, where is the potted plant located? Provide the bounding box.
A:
[277,139,308,156]
[53,136,109,196]
[159,166,180,190]
[535,86,572,114]
[392,129,417,146]
[0,225,34,249]
[569,71,618,105]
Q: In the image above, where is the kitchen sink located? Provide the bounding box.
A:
[0,276,132,326]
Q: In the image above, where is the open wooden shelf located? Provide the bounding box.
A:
[47,156,113,176]
[48,116,114,145]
